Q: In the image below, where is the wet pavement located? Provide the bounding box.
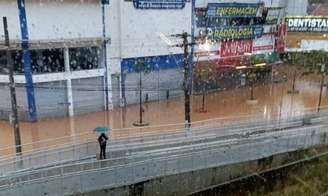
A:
[0,65,328,156]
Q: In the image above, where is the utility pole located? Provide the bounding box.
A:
[3,17,22,155]
[172,32,192,128]
[132,60,149,127]
[138,71,143,124]
[318,63,325,113]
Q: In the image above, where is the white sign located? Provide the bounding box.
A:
[194,42,220,61]
[301,40,328,51]
[253,34,274,53]
[286,17,328,32]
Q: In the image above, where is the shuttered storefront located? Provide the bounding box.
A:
[72,77,105,114]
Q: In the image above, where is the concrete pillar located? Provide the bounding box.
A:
[64,47,74,117]
[17,0,38,121]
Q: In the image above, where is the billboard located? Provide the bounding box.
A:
[253,34,274,52]
[194,42,220,61]
[286,16,328,32]
[220,39,252,57]
[207,25,264,41]
[266,7,283,25]
[206,3,263,18]
[133,0,186,9]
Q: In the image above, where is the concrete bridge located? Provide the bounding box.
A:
[0,112,328,195]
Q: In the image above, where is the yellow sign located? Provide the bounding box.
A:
[216,7,258,16]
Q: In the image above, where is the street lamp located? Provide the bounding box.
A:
[198,38,211,52]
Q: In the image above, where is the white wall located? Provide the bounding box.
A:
[106,0,192,74]
[286,0,308,16]
[116,1,190,58]
[25,0,102,41]
[0,0,21,41]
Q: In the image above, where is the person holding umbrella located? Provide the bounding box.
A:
[94,127,111,160]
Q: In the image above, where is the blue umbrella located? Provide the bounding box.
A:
[93,126,111,133]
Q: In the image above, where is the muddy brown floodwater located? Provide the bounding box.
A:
[0,65,328,156]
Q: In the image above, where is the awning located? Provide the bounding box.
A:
[0,37,110,50]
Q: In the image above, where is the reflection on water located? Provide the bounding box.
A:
[0,69,327,156]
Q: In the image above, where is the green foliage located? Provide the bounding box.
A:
[194,62,216,83]
[250,55,266,65]
[288,50,328,75]
[193,62,217,91]
[288,52,304,66]
[246,70,257,83]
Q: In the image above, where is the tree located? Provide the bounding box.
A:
[247,70,257,101]
[304,50,328,112]
[245,54,266,102]
[286,52,305,94]
[287,50,328,112]
[132,58,151,126]
[193,62,217,112]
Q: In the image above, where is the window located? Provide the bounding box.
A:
[0,50,24,74]
[1,49,65,74]
[69,47,101,71]
[0,51,7,74]
[30,48,65,73]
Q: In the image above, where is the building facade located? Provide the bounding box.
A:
[0,0,290,121]
[285,0,328,51]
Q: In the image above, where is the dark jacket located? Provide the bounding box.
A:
[98,133,108,146]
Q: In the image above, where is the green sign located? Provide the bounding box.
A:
[207,25,264,41]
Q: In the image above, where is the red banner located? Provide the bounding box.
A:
[276,23,286,53]
[220,39,253,57]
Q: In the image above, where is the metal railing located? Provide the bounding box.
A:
[0,124,327,195]
[0,109,327,176]
[0,112,318,176]
[1,105,326,159]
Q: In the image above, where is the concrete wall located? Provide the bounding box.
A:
[77,147,328,196]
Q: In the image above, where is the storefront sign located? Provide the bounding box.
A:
[207,25,264,41]
[286,16,328,32]
[220,39,252,57]
[206,3,263,18]
[266,7,282,25]
[194,42,220,61]
[133,0,186,9]
[253,34,274,52]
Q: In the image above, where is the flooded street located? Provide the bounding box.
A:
[0,66,328,156]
